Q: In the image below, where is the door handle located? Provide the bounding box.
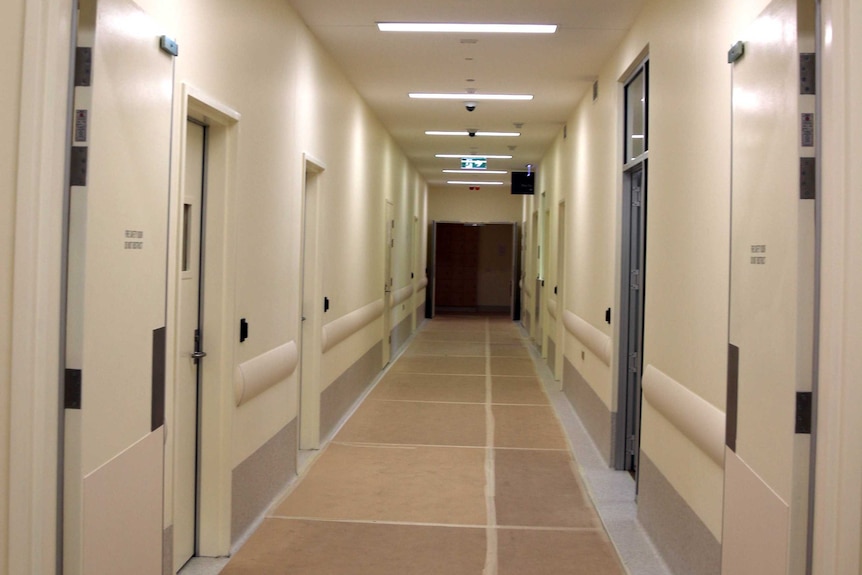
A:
[191,350,207,359]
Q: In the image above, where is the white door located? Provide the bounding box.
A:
[299,160,324,451]
[382,201,395,365]
[723,0,816,572]
[174,119,207,570]
[555,203,566,380]
[63,0,174,573]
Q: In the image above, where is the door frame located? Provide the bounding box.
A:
[614,55,649,473]
[298,153,326,452]
[554,200,566,380]
[382,200,395,364]
[615,161,648,473]
[171,116,208,571]
[168,84,240,557]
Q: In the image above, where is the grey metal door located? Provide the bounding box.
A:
[617,163,646,474]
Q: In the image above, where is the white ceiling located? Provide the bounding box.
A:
[287,0,645,187]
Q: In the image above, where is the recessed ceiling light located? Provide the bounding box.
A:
[411,93,533,101]
[448,181,505,185]
[378,23,557,34]
[444,170,508,174]
[425,131,521,137]
[436,154,513,159]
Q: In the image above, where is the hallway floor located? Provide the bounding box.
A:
[186,316,670,574]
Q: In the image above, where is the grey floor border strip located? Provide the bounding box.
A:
[523,327,672,575]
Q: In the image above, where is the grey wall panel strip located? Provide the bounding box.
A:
[151,326,166,431]
[726,343,739,451]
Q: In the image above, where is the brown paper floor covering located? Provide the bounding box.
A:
[222,316,626,574]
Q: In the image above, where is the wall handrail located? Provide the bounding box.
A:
[234,340,298,406]
[563,310,612,366]
[391,284,414,308]
[548,299,558,320]
[321,298,384,353]
[416,277,429,291]
[642,364,726,467]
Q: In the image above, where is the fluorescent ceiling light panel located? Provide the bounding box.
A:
[411,93,533,101]
[443,170,508,174]
[436,154,512,159]
[378,23,557,34]
[448,181,504,185]
[426,131,521,137]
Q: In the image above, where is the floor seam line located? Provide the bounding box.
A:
[483,317,498,575]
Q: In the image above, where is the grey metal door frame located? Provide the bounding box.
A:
[615,161,647,474]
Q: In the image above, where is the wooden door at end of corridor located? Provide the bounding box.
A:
[432,222,517,316]
[434,222,481,311]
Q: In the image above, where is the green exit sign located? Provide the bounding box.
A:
[461,157,487,170]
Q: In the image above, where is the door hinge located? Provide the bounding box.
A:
[796,391,813,434]
[628,352,639,373]
[74,47,92,86]
[70,146,88,187]
[324,297,330,313]
[630,269,640,291]
[626,434,637,455]
[64,369,82,409]
[800,53,816,95]
[800,157,816,200]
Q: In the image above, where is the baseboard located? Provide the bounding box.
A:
[638,453,721,575]
[231,420,298,543]
[320,342,383,439]
[562,356,614,465]
[390,313,412,357]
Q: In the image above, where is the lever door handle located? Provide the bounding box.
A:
[191,350,207,359]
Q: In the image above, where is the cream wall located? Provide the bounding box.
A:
[428,185,523,223]
[535,0,774,542]
[0,1,25,570]
[167,0,426,485]
[813,0,862,572]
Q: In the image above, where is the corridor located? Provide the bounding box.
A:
[217,316,632,574]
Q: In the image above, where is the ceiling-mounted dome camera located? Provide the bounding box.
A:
[468,130,477,137]
[465,102,477,112]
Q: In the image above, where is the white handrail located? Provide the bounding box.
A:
[234,340,298,406]
[642,364,726,467]
[563,310,612,366]
[321,299,384,353]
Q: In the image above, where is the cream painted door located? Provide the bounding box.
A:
[174,120,207,570]
[299,160,324,451]
[63,0,174,573]
[723,0,816,573]
[383,201,395,365]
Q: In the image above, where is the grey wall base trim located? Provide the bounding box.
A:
[320,341,383,440]
[390,313,412,357]
[638,453,721,575]
[162,524,172,575]
[231,419,298,544]
[547,337,556,372]
[562,356,614,465]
